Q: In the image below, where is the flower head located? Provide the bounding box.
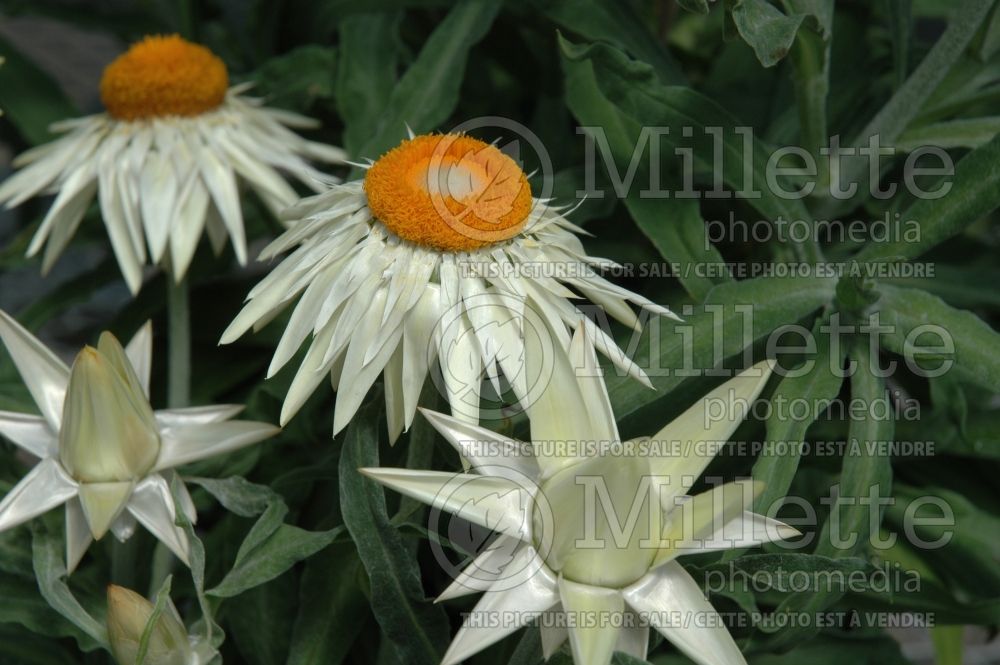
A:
[221,131,676,442]
[0,35,345,293]
[107,585,192,665]
[361,327,798,665]
[0,310,279,571]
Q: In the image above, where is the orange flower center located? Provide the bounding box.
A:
[363,134,533,252]
[100,35,228,121]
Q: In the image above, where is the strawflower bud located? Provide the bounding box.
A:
[107,585,192,665]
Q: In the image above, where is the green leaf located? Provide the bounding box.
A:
[677,0,711,14]
[702,553,879,593]
[884,0,913,88]
[607,275,837,427]
[731,0,805,67]
[874,283,1000,391]
[535,0,685,84]
[896,116,1000,150]
[748,315,845,518]
[356,0,501,161]
[136,575,173,665]
[29,523,107,650]
[287,543,368,665]
[191,477,340,599]
[560,36,821,262]
[0,36,77,145]
[560,42,728,299]
[336,12,403,157]
[339,402,449,665]
[931,626,964,665]
[832,0,995,198]
[857,133,1000,262]
[252,45,338,111]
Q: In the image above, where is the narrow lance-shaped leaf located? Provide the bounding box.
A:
[338,402,449,665]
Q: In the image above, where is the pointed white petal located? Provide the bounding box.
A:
[614,619,649,661]
[0,411,56,458]
[384,345,406,444]
[567,324,618,443]
[65,499,93,574]
[559,576,623,665]
[126,475,190,566]
[436,536,524,602]
[169,176,210,280]
[623,561,746,665]
[0,310,69,430]
[442,549,558,665]
[139,149,177,263]
[155,420,279,471]
[540,606,568,660]
[0,458,77,532]
[153,404,244,428]
[419,409,539,483]
[78,481,134,540]
[197,142,246,264]
[124,321,153,398]
[648,361,774,496]
[358,468,531,541]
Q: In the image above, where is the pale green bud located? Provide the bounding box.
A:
[107,585,192,665]
[59,333,159,484]
[533,450,660,588]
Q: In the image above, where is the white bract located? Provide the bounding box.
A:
[106,584,218,665]
[362,328,798,665]
[0,310,279,571]
[0,36,345,294]
[221,132,675,442]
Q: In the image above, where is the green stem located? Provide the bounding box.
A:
[167,275,191,408]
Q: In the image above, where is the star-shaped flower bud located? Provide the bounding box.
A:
[361,326,799,665]
[0,310,280,571]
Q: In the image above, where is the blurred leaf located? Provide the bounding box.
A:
[930,625,964,665]
[339,402,449,665]
[884,0,913,88]
[252,45,338,111]
[357,0,500,160]
[0,35,77,145]
[896,116,1000,150]
[731,0,804,67]
[875,283,1000,391]
[677,0,711,14]
[336,12,403,157]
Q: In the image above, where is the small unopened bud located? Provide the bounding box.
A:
[59,333,159,484]
[107,585,192,665]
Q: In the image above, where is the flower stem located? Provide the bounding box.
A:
[166,275,191,408]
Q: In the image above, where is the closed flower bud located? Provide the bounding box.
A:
[534,451,660,588]
[59,333,159,484]
[107,585,192,665]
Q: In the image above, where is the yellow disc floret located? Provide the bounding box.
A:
[100,35,228,121]
[364,134,533,252]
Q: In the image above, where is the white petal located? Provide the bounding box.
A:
[358,468,532,541]
[125,321,153,398]
[436,535,524,602]
[154,404,244,428]
[648,360,774,496]
[384,345,406,444]
[567,324,618,443]
[139,149,177,263]
[126,474,190,566]
[169,176,210,280]
[99,166,145,294]
[623,561,746,665]
[442,549,558,665]
[558,576,623,665]
[614,618,649,661]
[65,498,93,574]
[540,606,568,660]
[197,140,246,264]
[0,310,69,430]
[0,458,77,532]
[39,180,98,275]
[155,420,279,471]
[0,411,56,459]
[419,409,539,483]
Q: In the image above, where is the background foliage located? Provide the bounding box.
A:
[0,0,998,663]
